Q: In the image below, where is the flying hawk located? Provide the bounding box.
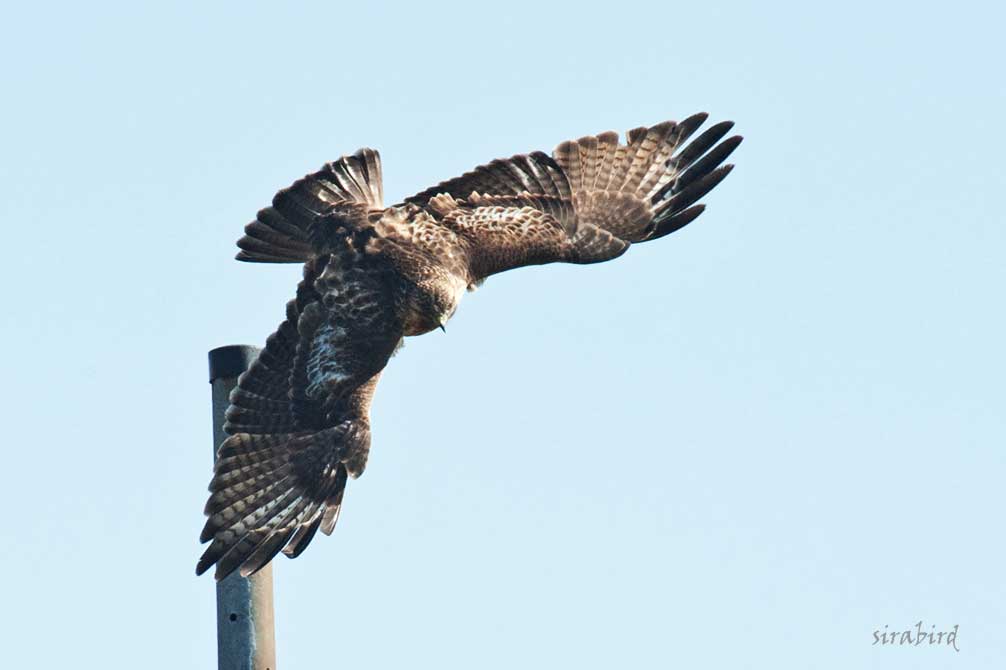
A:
[198,114,742,580]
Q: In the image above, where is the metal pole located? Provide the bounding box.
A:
[209,345,277,670]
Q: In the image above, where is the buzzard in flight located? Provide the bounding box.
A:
[198,114,742,580]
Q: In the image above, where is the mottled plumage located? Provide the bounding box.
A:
[198,114,742,580]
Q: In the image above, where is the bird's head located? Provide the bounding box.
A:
[403,277,462,336]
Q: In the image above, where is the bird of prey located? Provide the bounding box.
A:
[197,114,742,580]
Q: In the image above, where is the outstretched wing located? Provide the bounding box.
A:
[403,113,741,280]
[235,148,384,263]
[199,219,404,582]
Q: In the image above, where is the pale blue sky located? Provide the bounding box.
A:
[2,1,1003,668]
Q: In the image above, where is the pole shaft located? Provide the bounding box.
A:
[209,345,277,670]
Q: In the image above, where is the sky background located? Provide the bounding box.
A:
[2,1,1003,668]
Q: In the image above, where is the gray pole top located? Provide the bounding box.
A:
[208,345,260,383]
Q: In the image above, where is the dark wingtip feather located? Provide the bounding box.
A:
[650,204,706,240]
[682,111,709,127]
[239,528,295,578]
[283,515,323,558]
[669,121,736,172]
[196,540,226,577]
[673,135,744,193]
[666,164,735,216]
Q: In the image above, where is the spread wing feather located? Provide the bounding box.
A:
[200,228,403,581]
[235,148,384,263]
[403,113,741,280]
